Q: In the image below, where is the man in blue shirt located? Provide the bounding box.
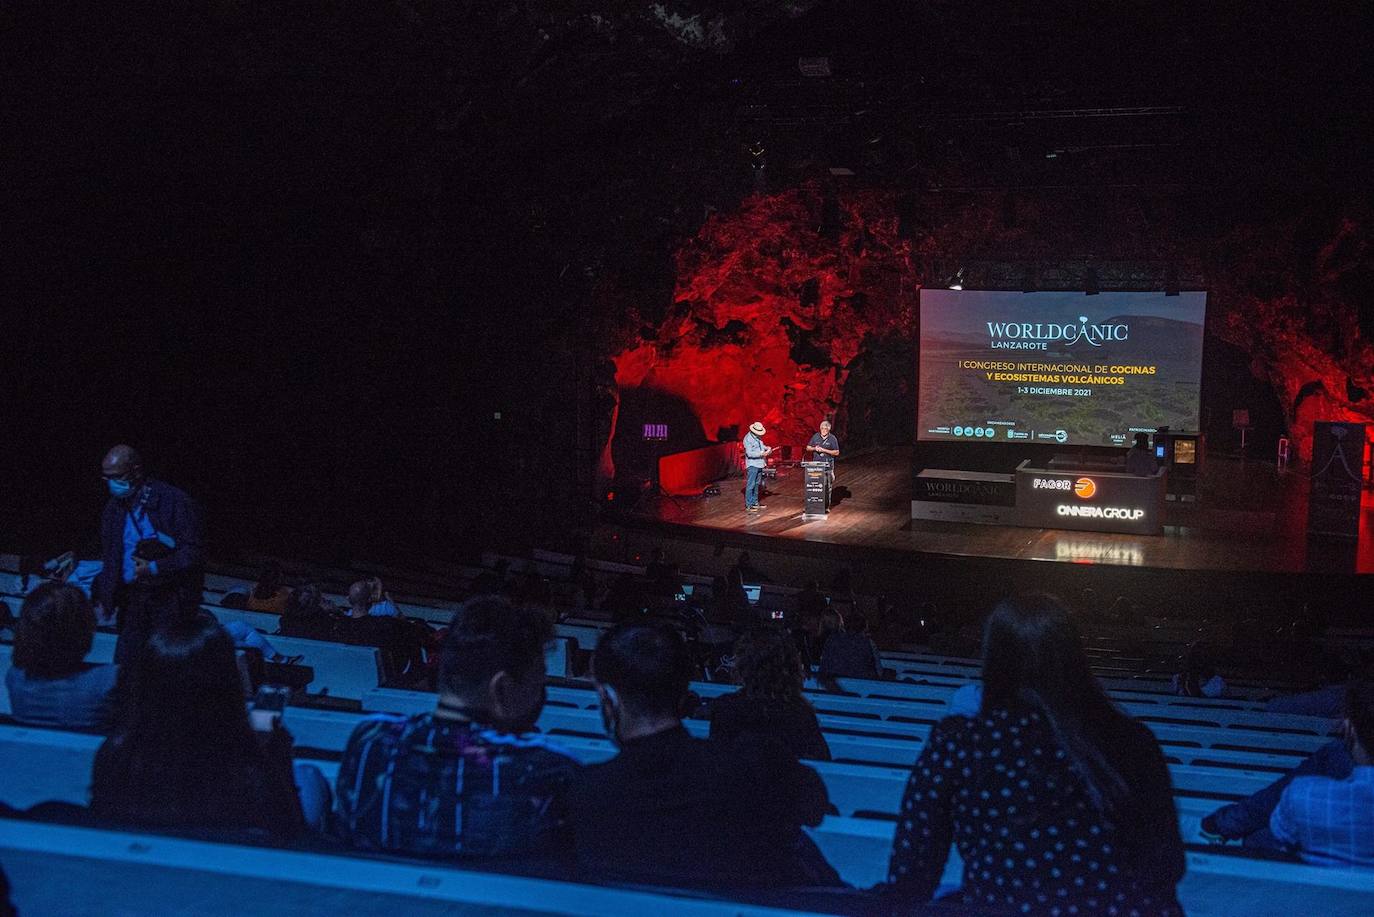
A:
[805,420,840,481]
[93,445,205,664]
[1268,681,1374,866]
[741,421,772,513]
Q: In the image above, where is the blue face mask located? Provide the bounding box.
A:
[107,478,135,498]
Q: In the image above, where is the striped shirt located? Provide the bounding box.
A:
[1270,765,1374,867]
[335,712,580,858]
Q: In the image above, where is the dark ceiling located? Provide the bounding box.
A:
[3,1,1368,556]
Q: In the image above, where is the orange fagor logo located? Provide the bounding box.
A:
[1073,477,1097,499]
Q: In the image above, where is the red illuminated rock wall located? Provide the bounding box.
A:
[611,186,919,451]
[1210,215,1374,461]
[607,186,1372,469]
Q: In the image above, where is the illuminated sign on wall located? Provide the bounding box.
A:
[1056,504,1145,520]
[1014,462,1165,536]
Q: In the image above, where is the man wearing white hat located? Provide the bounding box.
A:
[742,421,773,513]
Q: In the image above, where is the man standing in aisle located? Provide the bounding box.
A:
[804,419,840,482]
[93,445,205,663]
[742,421,772,513]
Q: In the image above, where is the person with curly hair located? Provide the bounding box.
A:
[708,626,830,761]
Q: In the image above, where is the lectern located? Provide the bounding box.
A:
[801,461,832,518]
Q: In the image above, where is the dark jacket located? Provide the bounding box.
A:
[91,724,303,840]
[817,631,882,680]
[94,479,205,613]
[568,724,835,888]
[709,691,832,762]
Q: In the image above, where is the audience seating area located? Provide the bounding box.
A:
[2,550,1372,915]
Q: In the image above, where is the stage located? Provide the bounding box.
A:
[628,447,1373,576]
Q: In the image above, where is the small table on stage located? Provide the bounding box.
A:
[801,461,833,519]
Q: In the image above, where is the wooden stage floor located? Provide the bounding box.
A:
[633,447,1373,575]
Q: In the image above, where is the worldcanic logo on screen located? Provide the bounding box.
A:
[986,315,1129,347]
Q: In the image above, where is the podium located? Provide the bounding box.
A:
[801,461,833,518]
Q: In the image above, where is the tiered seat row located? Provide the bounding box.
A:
[2,554,1367,915]
[4,725,1372,914]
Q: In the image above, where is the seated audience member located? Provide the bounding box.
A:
[512,570,557,626]
[347,577,399,618]
[818,611,884,680]
[884,595,1184,914]
[710,627,830,761]
[277,584,342,640]
[792,607,826,670]
[1266,683,1349,718]
[563,554,599,610]
[1202,737,1354,847]
[706,569,753,631]
[6,583,118,731]
[218,619,302,666]
[817,606,843,654]
[1172,642,1227,698]
[828,568,857,618]
[245,561,291,614]
[795,580,829,621]
[643,547,679,597]
[467,558,510,599]
[603,572,644,625]
[569,623,835,888]
[1265,658,1362,718]
[317,581,423,671]
[90,616,316,838]
[1265,681,1374,866]
[334,597,578,858]
[21,552,103,599]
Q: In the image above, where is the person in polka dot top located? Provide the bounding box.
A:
[884,595,1185,915]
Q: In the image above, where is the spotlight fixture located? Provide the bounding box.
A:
[948,268,964,291]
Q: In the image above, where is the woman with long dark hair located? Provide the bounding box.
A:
[885,594,1184,914]
[709,626,830,761]
[90,616,305,838]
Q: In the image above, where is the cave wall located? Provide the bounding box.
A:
[605,186,1372,474]
[610,187,918,458]
[1210,215,1374,461]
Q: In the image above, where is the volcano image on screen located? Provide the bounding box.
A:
[918,290,1207,447]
